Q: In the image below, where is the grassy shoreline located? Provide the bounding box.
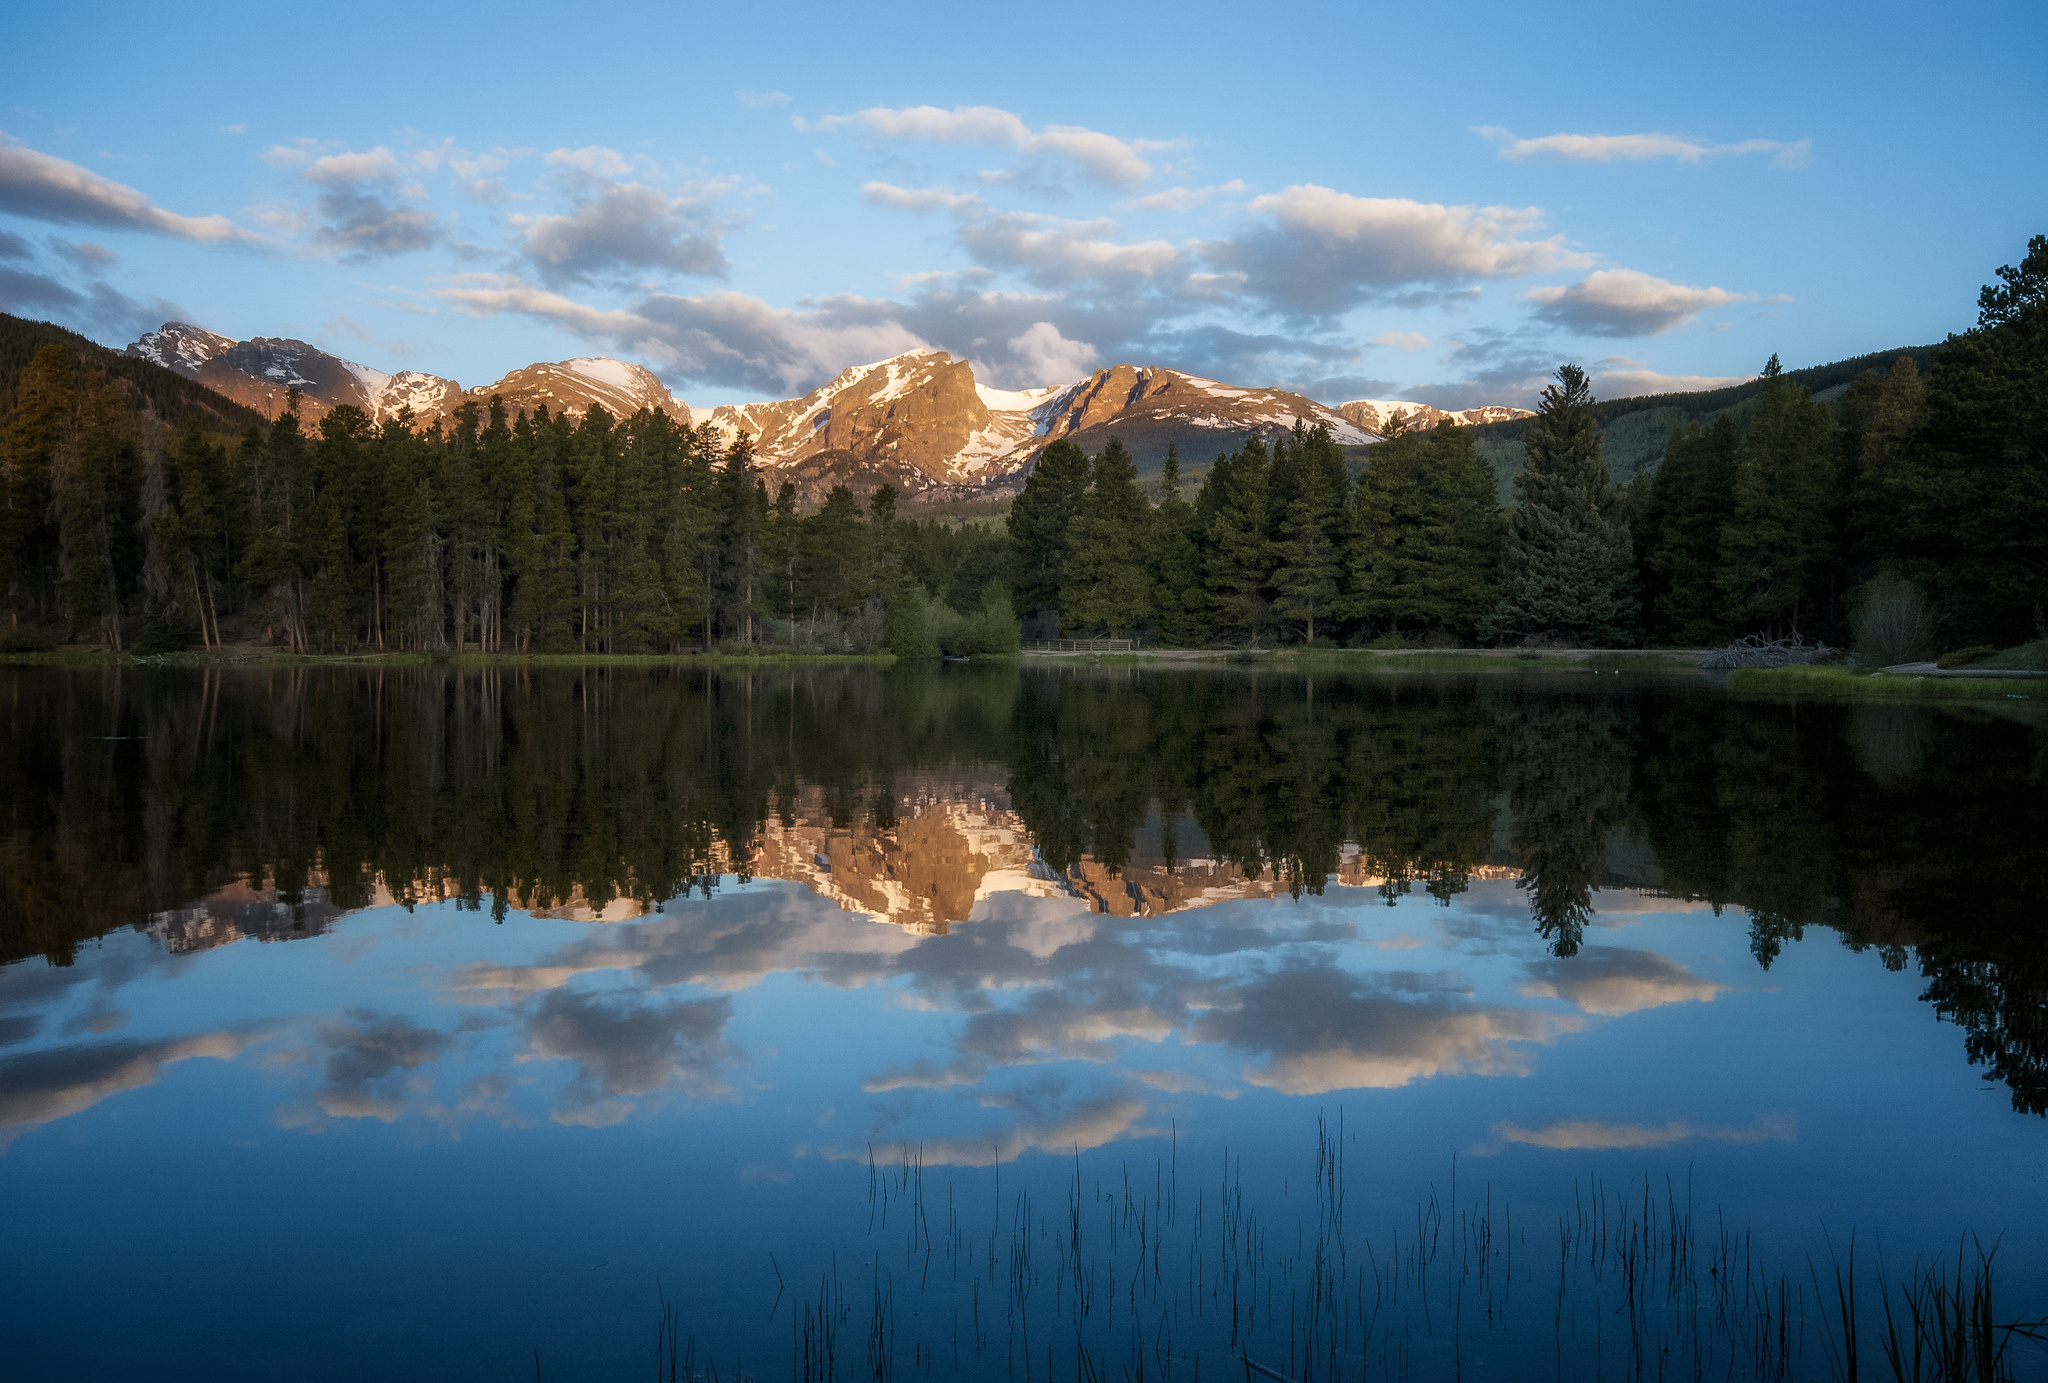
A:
[6,648,2040,703]
[0,647,904,669]
[3,645,1710,672]
[1728,663,2047,700]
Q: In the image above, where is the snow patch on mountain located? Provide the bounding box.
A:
[128,322,235,378]
[564,357,641,392]
[343,360,392,404]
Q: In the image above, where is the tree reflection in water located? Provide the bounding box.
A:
[1,663,2042,1111]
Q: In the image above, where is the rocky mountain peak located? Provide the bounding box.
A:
[123,324,1538,510]
[1336,398,1535,433]
[121,322,689,430]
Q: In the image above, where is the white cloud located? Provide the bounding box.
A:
[436,275,930,396]
[515,181,730,285]
[1520,947,1724,1016]
[819,105,1159,186]
[0,138,254,242]
[1489,1114,1795,1151]
[1373,330,1431,353]
[1589,355,1755,398]
[958,211,1181,285]
[736,89,791,109]
[1199,185,1592,314]
[1005,321,1100,384]
[0,1031,262,1141]
[303,147,404,185]
[1526,268,1756,336]
[853,1095,1152,1167]
[1478,127,1813,171]
[522,989,736,1118]
[545,145,633,179]
[1190,968,1576,1096]
[1136,179,1245,212]
[311,189,438,259]
[863,183,1181,287]
[862,181,985,214]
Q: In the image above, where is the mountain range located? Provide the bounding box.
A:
[124,322,1532,503]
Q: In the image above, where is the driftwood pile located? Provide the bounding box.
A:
[1700,633,1839,670]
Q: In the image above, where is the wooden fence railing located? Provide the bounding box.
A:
[1023,639,1135,653]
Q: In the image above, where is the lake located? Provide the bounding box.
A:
[2,663,2043,1381]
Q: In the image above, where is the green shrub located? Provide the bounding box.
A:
[939,581,1021,656]
[134,607,194,655]
[1852,573,1935,667]
[1936,644,1998,669]
[0,625,58,654]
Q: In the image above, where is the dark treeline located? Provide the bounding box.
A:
[4,664,2041,1110]
[0,352,1016,656]
[3,237,2040,654]
[1006,236,2047,650]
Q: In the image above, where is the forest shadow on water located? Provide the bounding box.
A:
[1,663,2044,1381]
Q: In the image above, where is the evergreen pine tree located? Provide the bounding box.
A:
[1005,439,1090,635]
[3,344,72,625]
[238,395,315,651]
[1637,417,1741,644]
[1352,424,1500,641]
[798,485,868,622]
[1199,436,1274,644]
[57,386,132,646]
[1839,356,1926,581]
[526,408,581,652]
[1888,236,2047,643]
[1272,424,1348,644]
[1717,364,1839,636]
[1147,443,1211,646]
[1487,365,1638,646]
[766,481,800,646]
[1421,423,1504,638]
[1062,437,1152,637]
[1350,431,1428,636]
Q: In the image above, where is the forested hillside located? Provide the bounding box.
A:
[3,237,2041,656]
[1467,342,1948,497]
[1,315,267,437]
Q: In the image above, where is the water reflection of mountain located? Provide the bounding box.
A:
[2,665,2042,1110]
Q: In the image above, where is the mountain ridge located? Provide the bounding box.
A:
[119,320,1538,503]
[127,323,692,432]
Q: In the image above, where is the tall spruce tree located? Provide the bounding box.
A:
[1717,360,1839,636]
[1891,235,2048,643]
[3,344,71,625]
[1272,424,1349,644]
[1838,356,1927,583]
[1005,438,1090,634]
[1637,416,1741,644]
[1198,436,1274,644]
[1062,437,1152,637]
[1352,423,1499,640]
[1488,365,1638,646]
[1146,443,1211,646]
[57,385,135,646]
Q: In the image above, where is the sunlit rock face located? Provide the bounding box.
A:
[147,879,349,953]
[1335,398,1535,433]
[127,323,1529,510]
[126,323,690,430]
[134,779,1520,947]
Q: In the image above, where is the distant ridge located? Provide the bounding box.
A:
[1467,342,1948,486]
[2,312,268,435]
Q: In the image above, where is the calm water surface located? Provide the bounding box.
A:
[2,665,2043,1380]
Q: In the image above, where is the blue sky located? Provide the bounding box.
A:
[2,0,2041,409]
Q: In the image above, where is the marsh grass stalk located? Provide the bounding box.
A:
[735,1125,2043,1382]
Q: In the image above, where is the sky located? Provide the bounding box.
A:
[2,0,2042,411]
